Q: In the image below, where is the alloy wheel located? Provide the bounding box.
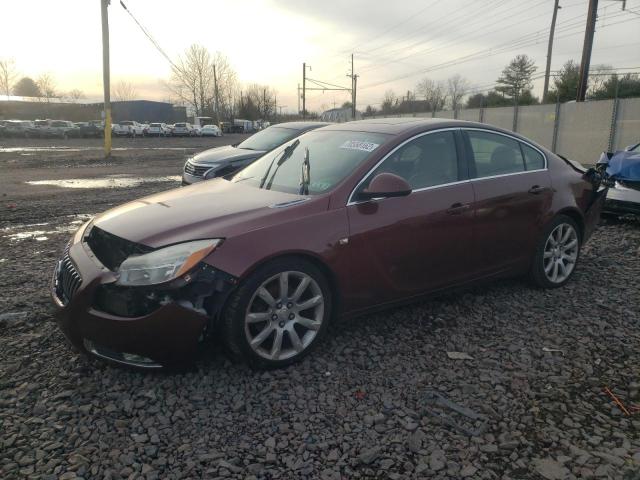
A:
[244,271,324,361]
[543,223,578,284]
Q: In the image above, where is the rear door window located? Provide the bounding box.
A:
[466,130,525,178]
[521,143,545,170]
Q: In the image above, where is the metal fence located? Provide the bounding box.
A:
[367,97,640,165]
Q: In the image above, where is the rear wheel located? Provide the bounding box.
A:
[222,258,332,369]
[529,215,581,288]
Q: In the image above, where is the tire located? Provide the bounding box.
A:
[529,214,581,289]
[222,257,332,369]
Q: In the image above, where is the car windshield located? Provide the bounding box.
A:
[175,123,186,127]
[237,127,298,151]
[150,123,161,127]
[230,130,392,195]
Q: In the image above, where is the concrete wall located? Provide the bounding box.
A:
[366,98,640,165]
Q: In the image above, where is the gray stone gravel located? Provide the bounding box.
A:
[1,168,640,478]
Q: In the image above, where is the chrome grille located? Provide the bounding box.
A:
[184,161,210,177]
[55,248,82,305]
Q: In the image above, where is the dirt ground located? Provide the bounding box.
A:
[1,136,640,479]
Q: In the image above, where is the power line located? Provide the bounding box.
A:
[118,0,181,73]
[359,13,638,91]
[358,1,599,75]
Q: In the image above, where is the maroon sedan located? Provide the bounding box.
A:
[51,119,605,369]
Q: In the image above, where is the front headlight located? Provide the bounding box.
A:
[116,239,221,287]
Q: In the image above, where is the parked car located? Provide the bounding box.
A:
[147,123,171,137]
[77,121,104,138]
[182,122,329,185]
[113,121,145,137]
[172,122,195,137]
[201,124,222,137]
[51,118,605,369]
[33,119,54,137]
[4,120,37,138]
[48,120,80,138]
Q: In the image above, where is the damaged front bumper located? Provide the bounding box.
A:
[51,238,236,368]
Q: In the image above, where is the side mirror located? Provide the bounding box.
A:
[356,173,411,201]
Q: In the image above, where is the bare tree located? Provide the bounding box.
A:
[447,74,469,111]
[242,84,277,119]
[68,89,85,103]
[381,89,397,114]
[209,52,238,121]
[0,58,18,99]
[588,64,613,96]
[166,44,212,115]
[113,80,137,102]
[37,73,58,102]
[166,45,238,121]
[416,78,446,112]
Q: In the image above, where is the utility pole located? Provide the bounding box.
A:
[302,63,307,120]
[348,54,359,119]
[576,0,598,102]
[352,74,358,118]
[263,87,266,120]
[297,83,300,115]
[543,0,561,102]
[100,0,112,158]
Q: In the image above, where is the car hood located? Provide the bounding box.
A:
[191,145,264,167]
[92,179,326,248]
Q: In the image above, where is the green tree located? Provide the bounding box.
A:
[590,73,640,100]
[496,54,537,100]
[12,76,41,97]
[547,60,579,103]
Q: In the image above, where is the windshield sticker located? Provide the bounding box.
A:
[340,140,380,153]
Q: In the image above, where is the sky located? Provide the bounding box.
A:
[1,0,639,113]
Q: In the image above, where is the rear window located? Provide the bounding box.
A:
[521,144,545,170]
[175,123,186,127]
[150,123,161,127]
[237,127,297,151]
[120,121,133,126]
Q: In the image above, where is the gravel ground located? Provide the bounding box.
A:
[1,137,640,479]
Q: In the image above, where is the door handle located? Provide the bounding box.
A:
[446,202,471,215]
[528,185,548,194]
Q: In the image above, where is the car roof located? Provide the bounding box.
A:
[271,121,330,131]
[319,117,498,135]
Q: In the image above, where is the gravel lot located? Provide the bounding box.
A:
[1,136,639,479]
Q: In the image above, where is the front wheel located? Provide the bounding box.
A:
[529,215,581,288]
[222,258,332,369]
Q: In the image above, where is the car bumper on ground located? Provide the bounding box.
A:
[50,240,213,368]
[604,183,640,215]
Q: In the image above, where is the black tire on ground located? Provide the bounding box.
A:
[221,257,332,369]
[529,214,581,289]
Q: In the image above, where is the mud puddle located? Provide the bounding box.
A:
[2,214,92,242]
[26,175,181,189]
